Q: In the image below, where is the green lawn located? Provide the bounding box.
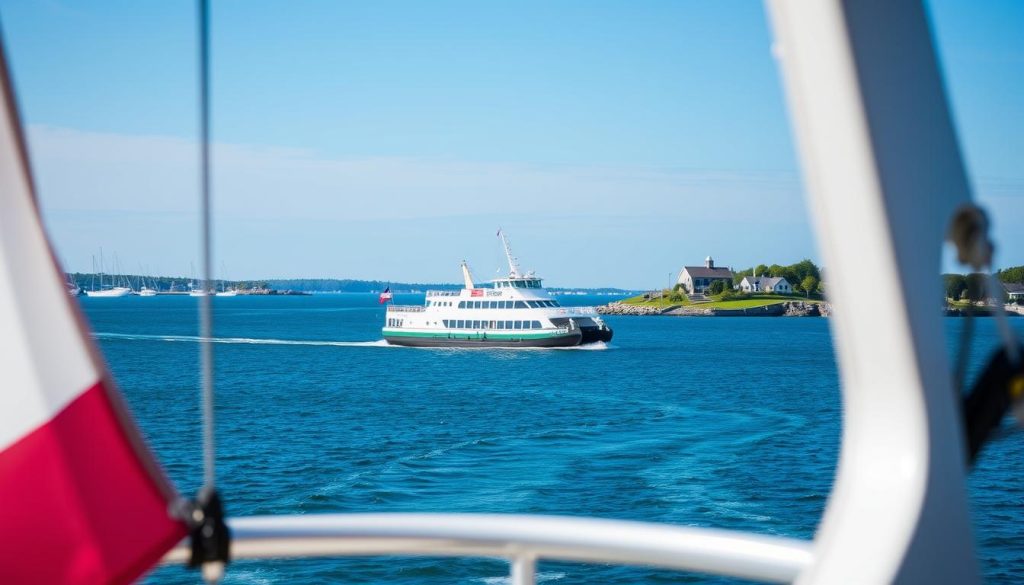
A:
[618,292,690,308]
[619,292,819,311]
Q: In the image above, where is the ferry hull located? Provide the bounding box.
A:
[580,326,613,344]
[384,331,584,348]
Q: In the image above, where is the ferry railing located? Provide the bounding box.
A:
[557,307,596,316]
[162,513,813,584]
[426,290,461,297]
[386,305,425,312]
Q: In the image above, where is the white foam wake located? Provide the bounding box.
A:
[93,332,392,348]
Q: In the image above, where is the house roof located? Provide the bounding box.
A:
[741,276,789,287]
[1004,282,1024,293]
[682,266,734,279]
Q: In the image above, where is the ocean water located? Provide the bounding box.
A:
[78,294,1023,584]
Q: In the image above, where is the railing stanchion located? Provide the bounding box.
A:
[510,555,536,585]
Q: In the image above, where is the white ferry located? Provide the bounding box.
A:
[382,233,613,348]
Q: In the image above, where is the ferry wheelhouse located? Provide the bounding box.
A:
[383,234,613,348]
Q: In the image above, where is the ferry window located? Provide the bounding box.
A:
[515,301,527,309]
[504,320,512,329]
[455,320,462,328]
[513,321,521,330]
[532,321,541,329]
[458,301,464,309]
[489,321,496,329]
[497,321,504,329]
[474,301,482,309]
[488,301,496,309]
[472,320,479,328]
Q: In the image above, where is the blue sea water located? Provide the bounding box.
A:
[78,294,1023,584]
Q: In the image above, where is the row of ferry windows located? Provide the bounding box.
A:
[443,319,544,330]
[429,300,560,309]
[495,280,542,289]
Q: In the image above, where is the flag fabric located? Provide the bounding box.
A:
[379,286,393,304]
[0,43,186,584]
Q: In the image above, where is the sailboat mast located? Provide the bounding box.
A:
[498,230,520,278]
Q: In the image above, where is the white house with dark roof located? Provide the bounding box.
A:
[739,275,793,294]
[677,256,734,294]
[1004,282,1024,303]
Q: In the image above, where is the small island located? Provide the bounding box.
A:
[601,257,829,317]
[601,257,1024,318]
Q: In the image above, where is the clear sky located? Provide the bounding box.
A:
[0,1,1021,288]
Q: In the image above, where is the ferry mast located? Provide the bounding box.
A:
[498,229,521,278]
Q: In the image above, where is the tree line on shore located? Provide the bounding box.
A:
[944,266,1024,303]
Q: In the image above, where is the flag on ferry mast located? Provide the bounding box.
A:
[0,41,186,584]
[379,286,393,303]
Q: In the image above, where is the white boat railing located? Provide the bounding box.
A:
[426,290,461,297]
[557,307,597,316]
[161,513,813,584]
[386,305,425,312]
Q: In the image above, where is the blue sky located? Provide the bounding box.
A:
[1,1,1021,288]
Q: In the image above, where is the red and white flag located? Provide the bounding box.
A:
[0,47,185,584]
[379,286,393,304]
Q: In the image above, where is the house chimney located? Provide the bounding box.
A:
[705,256,713,269]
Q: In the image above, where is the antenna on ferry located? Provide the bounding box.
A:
[497,228,521,278]
[460,260,475,289]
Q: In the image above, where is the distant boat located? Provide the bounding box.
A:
[65,272,81,296]
[86,250,132,297]
[86,286,131,298]
[139,286,157,297]
[215,290,237,297]
[187,262,208,295]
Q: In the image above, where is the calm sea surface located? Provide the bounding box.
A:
[78,294,1023,584]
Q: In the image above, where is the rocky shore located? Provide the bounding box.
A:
[598,300,833,317]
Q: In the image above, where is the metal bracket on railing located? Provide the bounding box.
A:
[187,488,231,583]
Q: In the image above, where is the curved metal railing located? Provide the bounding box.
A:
[163,513,813,584]
[386,305,425,312]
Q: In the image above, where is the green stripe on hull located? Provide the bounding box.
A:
[382,328,583,347]
[382,328,571,340]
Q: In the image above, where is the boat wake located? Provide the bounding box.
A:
[93,333,612,351]
[93,332,393,348]
[555,341,611,351]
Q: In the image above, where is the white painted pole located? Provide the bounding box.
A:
[766,1,978,583]
[510,555,536,585]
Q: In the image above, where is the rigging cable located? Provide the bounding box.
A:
[187,0,231,581]
[947,204,1024,465]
